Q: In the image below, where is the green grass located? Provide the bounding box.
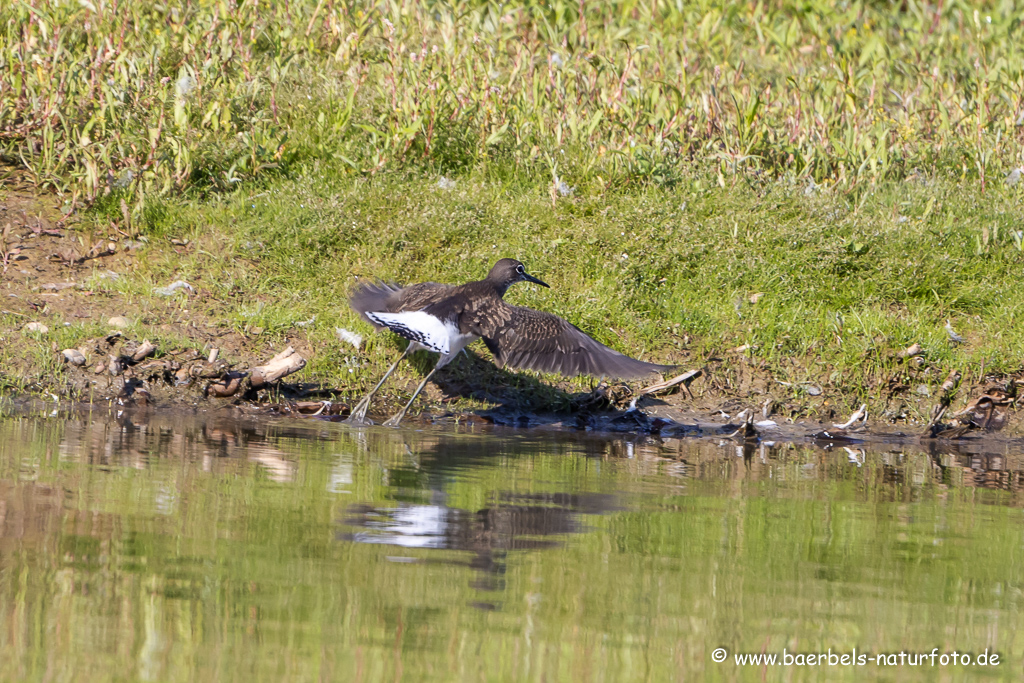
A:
[64,166,1023,415]
[2,1,1024,413]
[4,1,1024,203]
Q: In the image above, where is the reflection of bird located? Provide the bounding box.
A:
[945,320,965,345]
[347,258,671,426]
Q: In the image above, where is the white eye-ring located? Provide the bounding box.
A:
[516,264,525,273]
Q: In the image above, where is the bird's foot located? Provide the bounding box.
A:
[344,397,373,425]
[381,409,408,428]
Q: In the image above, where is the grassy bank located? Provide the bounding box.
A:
[2,1,1024,419]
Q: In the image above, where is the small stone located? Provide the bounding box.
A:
[93,362,106,374]
[62,349,87,366]
[108,316,130,329]
[23,322,48,334]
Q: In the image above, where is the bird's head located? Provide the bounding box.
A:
[488,258,550,295]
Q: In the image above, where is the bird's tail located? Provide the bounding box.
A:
[348,281,402,329]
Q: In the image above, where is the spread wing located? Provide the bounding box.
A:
[349,281,455,330]
[474,304,671,380]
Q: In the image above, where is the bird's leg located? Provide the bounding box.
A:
[382,364,439,428]
[345,347,411,424]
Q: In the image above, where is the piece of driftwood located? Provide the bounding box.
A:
[208,347,219,363]
[136,359,180,372]
[206,372,248,398]
[131,339,157,362]
[939,369,961,394]
[947,382,1017,431]
[833,404,867,430]
[640,369,701,398]
[576,381,635,411]
[897,342,923,359]
[206,348,308,398]
[285,401,344,416]
[193,360,230,378]
[250,347,306,388]
[924,369,964,435]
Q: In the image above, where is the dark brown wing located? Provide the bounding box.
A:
[349,281,454,329]
[475,304,671,380]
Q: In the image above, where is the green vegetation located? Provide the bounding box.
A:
[5,0,1024,198]
[2,0,1024,411]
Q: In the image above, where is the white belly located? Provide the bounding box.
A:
[366,310,477,366]
[436,332,479,368]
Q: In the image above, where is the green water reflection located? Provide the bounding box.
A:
[0,410,1022,681]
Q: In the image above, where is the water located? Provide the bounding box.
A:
[0,409,1022,682]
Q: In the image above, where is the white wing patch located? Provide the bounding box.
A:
[365,311,452,354]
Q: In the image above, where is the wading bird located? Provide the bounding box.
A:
[347,258,671,426]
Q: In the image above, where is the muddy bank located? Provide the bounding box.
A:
[2,186,1022,439]
[10,319,1023,443]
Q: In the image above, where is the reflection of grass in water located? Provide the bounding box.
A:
[0,418,1022,681]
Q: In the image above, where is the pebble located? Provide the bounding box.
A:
[23,322,48,334]
[62,349,87,366]
[108,316,130,329]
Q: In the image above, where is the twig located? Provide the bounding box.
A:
[833,404,867,429]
